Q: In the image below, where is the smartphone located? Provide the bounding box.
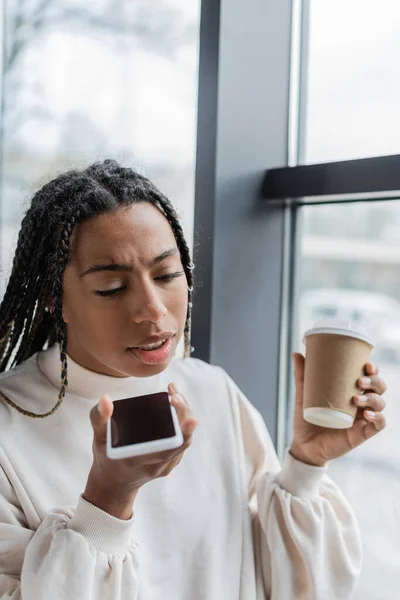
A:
[106,391,183,460]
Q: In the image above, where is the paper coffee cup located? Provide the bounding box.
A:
[302,319,375,429]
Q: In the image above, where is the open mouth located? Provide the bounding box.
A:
[134,338,170,351]
[128,335,175,365]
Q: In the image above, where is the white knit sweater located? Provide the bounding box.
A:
[0,346,361,599]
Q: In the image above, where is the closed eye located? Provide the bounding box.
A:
[155,271,185,282]
[95,286,126,297]
[94,271,185,297]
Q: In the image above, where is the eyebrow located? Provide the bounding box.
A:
[79,247,179,278]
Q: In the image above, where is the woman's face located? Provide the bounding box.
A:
[62,203,188,378]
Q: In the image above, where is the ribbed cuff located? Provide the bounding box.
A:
[68,495,135,554]
[277,450,327,499]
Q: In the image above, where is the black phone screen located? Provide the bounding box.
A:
[110,391,176,448]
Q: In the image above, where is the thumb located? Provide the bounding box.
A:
[90,395,114,444]
[292,352,305,407]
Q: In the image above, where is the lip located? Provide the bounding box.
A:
[128,337,175,365]
[130,331,175,349]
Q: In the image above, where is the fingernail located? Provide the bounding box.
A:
[169,383,177,394]
[365,410,376,419]
[356,395,367,403]
[361,377,371,386]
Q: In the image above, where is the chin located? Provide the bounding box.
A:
[125,359,171,378]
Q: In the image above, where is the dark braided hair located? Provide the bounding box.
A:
[0,160,194,418]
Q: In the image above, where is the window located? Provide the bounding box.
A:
[298,201,400,598]
[305,0,400,163]
[0,0,200,295]
[284,2,400,597]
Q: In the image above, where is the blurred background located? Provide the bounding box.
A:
[1,0,399,598]
[294,3,400,597]
[0,0,201,290]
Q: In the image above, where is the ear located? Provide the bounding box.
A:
[62,306,69,324]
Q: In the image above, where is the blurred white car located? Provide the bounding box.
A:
[300,288,400,364]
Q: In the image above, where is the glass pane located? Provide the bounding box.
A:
[1,0,200,293]
[304,0,400,163]
[297,200,400,599]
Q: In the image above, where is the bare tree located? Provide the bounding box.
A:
[3,0,197,133]
[5,0,196,72]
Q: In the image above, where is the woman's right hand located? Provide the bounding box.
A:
[83,383,198,519]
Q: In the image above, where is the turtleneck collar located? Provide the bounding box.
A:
[38,344,167,401]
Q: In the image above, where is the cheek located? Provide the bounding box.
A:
[167,282,189,323]
[63,285,123,342]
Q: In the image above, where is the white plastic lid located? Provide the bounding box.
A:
[303,318,375,348]
[304,407,354,429]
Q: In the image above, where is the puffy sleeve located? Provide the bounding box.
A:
[0,466,141,599]
[231,376,362,600]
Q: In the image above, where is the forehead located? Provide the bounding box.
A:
[72,203,177,264]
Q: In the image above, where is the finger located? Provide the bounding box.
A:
[168,383,188,404]
[160,417,198,459]
[364,362,379,376]
[363,410,386,432]
[169,393,198,441]
[292,353,305,406]
[168,382,177,396]
[357,375,387,395]
[90,395,114,443]
[167,420,198,459]
[349,413,386,446]
[180,417,198,438]
[170,392,192,425]
[166,425,196,459]
[353,393,386,412]
[131,424,197,465]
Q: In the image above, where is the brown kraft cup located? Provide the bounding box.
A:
[303,323,375,429]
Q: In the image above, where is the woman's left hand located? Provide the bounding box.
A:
[289,353,387,467]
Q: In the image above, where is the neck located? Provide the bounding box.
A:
[38,345,166,400]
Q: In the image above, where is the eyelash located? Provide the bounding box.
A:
[95,271,185,297]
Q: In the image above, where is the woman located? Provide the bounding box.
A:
[0,160,386,599]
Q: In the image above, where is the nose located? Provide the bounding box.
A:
[132,282,167,325]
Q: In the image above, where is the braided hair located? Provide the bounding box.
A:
[0,160,194,418]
